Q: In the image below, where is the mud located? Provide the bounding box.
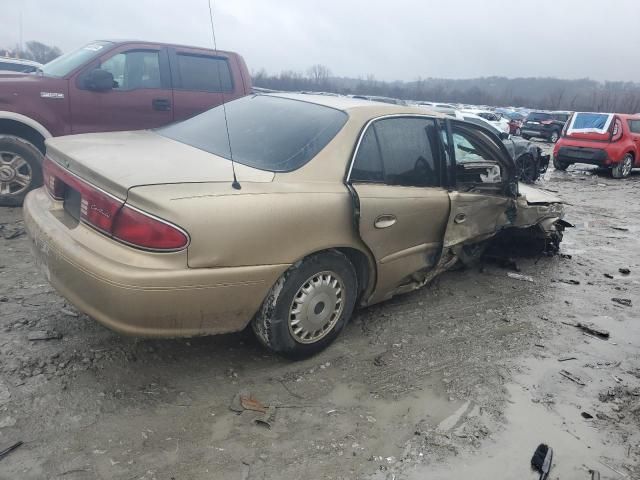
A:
[0,140,639,479]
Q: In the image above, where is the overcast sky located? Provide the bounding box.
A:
[2,0,639,82]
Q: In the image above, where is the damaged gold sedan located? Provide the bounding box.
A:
[24,94,567,357]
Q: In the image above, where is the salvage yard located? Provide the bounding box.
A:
[1,142,639,479]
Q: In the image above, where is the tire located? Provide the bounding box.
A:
[252,250,358,358]
[611,153,634,179]
[553,156,569,171]
[522,134,530,140]
[516,154,538,184]
[457,241,488,267]
[549,130,560,143]
[0,135,44,207]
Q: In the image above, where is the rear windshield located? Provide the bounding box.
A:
[157,95,348,172]
[571,113,612,131]
[527,112,552,122]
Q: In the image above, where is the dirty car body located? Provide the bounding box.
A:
[24,94,566,357]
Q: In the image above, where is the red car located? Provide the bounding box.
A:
[553,112,640,178]
[0,40,251,206]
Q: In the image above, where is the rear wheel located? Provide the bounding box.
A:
[611,153,634,179]
[549,130,560,143]
[252,250,357,358]
[0,135,43,207]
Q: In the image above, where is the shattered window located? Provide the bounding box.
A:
[451,132,489,163]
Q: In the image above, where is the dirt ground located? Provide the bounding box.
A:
[1,141,639,480]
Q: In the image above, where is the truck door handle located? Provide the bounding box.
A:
[152,98,171,111]
[374,214,397,229]
[454,213,466,224]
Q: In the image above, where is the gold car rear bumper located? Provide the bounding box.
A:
[23,189,287,337]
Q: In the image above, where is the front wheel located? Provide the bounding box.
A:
[553,156,569,171]
[252,250,357,358]
[0,135,44,207]
[549,130,560,143]
[611,153,634,179]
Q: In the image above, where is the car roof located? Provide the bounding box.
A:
[266,92,446,117]
[95,39,238,56]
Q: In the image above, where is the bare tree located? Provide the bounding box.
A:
[307,64,331,86]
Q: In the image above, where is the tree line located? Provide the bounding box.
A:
[253,66,640,113]
[0,41,62,64]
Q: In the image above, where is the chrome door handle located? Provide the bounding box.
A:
[454,213,466,224]
[374,214,397,229]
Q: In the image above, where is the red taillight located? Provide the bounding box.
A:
[42,156,188,251]
[611,118,623,142]
[112,205,189,251]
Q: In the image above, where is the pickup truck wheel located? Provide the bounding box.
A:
[611,153,634,179]
[549,130,560,143]
[553,156,569,171]
[516,154,538,184]
[0,135,44,207]
[252,250,357,359]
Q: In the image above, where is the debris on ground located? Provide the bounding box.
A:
[618,268,630,275]
[0,441,23,462]
[611,298,632,307]
[581,412,594,419]
[0,224,25,240]
[604,273,614,279]
[588,469,600,480]
[60,308,79,318]
[611,226,629,232]
[574,322,610,339]
[558,356,577,362]
[559,279,580,285]
[531,443,553,480]
[559,370,586,386]
[507,272,534,283]
[27,330,63,341]
[230,391,268,414]
[255,406,277,429]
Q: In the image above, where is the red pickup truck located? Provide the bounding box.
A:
[0,40,251,205]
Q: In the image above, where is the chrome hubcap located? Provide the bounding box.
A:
[0,151,32,196]
[288,271,344,344]
[551,132,558,142]
[623,156,633,176]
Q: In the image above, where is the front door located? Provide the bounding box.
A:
[69,45,173,134]
[349,116,450,303]
[440,120,517,250]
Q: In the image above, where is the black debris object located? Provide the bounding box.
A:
[581,412,593,419]
[559,279,580,285]
[589,469,600,480]
[611,226,629,232]
[559,369,586,386]
[531,443,553,480]
[558,356,577,362]
[604,273,614,279]
[611,298,632,307]
[560,253,572,259]
[0,441,23,461]
[618,268,630,275]
[27,330,63,341]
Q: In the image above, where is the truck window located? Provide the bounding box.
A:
[100,50,161,90]
[176,54,233,92]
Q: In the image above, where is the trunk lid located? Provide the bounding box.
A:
[45,130,274,199]
[564,113,614,142]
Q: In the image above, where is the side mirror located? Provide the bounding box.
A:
[499,131,510,140]
[85,69,114,91]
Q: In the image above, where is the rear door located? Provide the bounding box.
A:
[168,47,244,121]
[440,120,517,250]
[627,119,640,155]
[348,116,450,303]
[69,44,173,133]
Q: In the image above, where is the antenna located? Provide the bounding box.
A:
[208,0,241,190]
